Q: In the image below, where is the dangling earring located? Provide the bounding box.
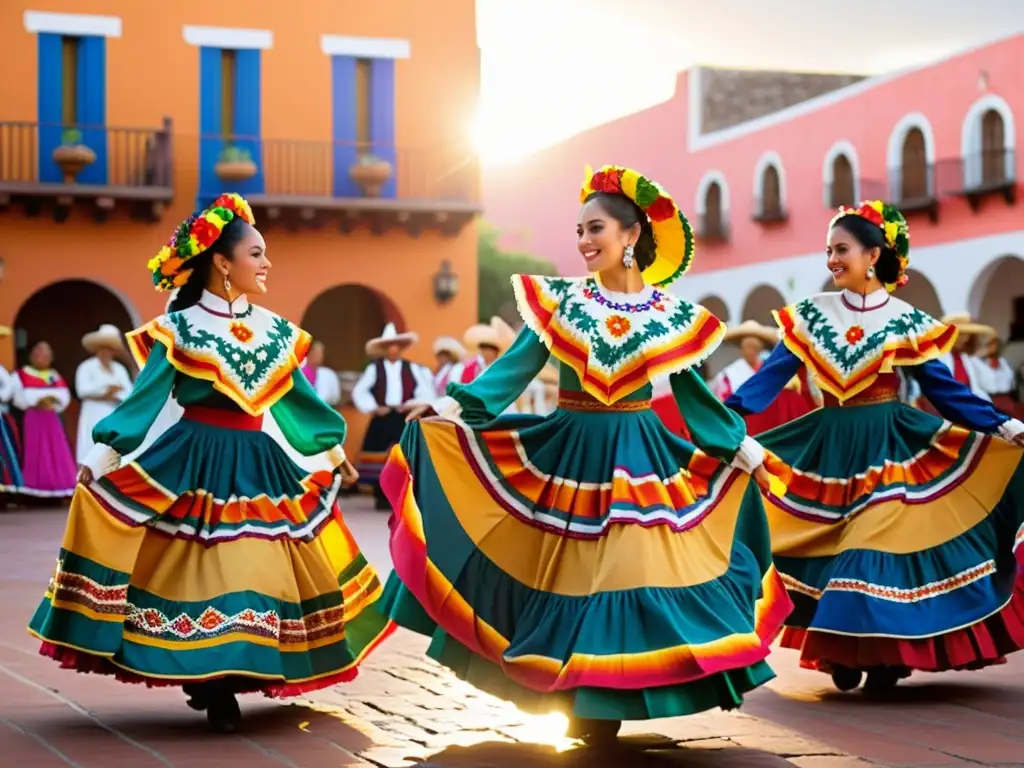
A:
[622,244,635,269]
[866,266,875,280]
[223,274,235,318]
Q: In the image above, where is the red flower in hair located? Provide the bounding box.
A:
[590,169,623,195]
[856,204,884,226]
[646,196,676,222]
[191,218,220,248]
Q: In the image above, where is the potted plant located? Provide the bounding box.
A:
[52,128,96,183]
[348,153,393,197]
[214,145,258,182]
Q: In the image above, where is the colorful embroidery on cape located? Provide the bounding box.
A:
[512,274,724,404]
[127,307,311,415]
[776,298,955,401]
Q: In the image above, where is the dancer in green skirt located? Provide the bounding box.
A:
[378,165,793,743]
[726,201,1024,692]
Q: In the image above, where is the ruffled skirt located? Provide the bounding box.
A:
[28,405,393,696]
[379,406,792,720]
[759,401,1024,674]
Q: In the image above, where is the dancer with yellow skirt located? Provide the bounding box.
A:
[380,166,792,743]
[28,194,393,732]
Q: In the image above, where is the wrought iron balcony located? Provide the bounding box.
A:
[0,118,174,222]
[198,135,480,235]
[936,149,1017,210]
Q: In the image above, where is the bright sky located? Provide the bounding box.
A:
[471,0,1024,165]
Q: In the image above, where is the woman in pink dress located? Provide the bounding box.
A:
[12,341,77,498]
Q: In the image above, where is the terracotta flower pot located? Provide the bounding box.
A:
[52,144,97,184]
[349,161,393,197]
[214,159,258,182]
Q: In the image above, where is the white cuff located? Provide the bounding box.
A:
[998,419,1024,442]
[327,445,347,468]
[431,396,463,420]
[730,436,765,474]
[83,442,121,480]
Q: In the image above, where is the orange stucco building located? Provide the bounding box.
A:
[0,2,480,449]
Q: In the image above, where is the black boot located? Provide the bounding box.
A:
[864,666,908,692]
[204,681,242,733]
[182,683,209,711]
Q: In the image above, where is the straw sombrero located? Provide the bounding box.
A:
[0,325,10,336]
[464,317,516,354]
[365,322,418,357]
[724,320,778,346]
[432,335,467,360]
[82,324,127,354]
[941,313,995,338]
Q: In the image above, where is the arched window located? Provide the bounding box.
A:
[760,165,782,217]
[981,109,1007,187]
[704,181,725,240]
[900,128,929,201]
[830,154,855,208]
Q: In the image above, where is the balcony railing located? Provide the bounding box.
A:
[199,135,478,206]
[697,212,730,242]
[751,197,787,223]
[936,149,1017,195]
[0,119,173,195]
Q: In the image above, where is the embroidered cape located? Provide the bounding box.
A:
[512,274,724,404]
[775,292,956,403]
[127,303,312,416]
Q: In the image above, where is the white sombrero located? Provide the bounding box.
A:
[432,335,467,360]
[82,324,127,354]
[724,319,778,345]
[941,313,996,338]
[365,322,418,357]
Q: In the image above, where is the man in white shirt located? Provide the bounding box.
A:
[431,336,466,397]
[351,323,432,510]
[935,313,996,402]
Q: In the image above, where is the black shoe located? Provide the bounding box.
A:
[566,717,621,745]
[374,497,391,511]
[182,683,209,711]
[830,665,863,691]
[206,691,241,733]
[864,667,907,692]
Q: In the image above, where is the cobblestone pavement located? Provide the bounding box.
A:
[1,502,1022,767]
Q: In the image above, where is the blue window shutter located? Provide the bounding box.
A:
[369,58,396,199]
[198,46,223,206]
[76,36,107,185]
[232,48,264,196]
[37,33,64,183]
[331,55,358,197]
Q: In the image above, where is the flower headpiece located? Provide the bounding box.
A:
[830,200,910,293]
[147,193,256,292]
[580,165,694,287]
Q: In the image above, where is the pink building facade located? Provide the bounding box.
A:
[483,34,1024,371]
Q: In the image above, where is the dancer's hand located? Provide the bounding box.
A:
[76,466,94,486]
[373,406,392,417]
[1013,433,1024,448]
[752,464,772,492]
[404,403,434,422]
[340,460,359,488]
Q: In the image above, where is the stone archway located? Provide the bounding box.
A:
[14,279,137,440]
[301,284,405,375]
[968,255,1024,345]
[897,269,943,317]
[741,284,786,325]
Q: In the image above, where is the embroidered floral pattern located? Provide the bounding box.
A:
[606,314,631,338]
[229,321,254,343]
[845,325,865,345]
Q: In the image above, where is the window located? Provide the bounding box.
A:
[704,182,725,240]
[354,58,372,151]
[220,49,236,138]
[61,36,79,125]
[980,109,1006,186]
[760,165,782,217]
[830,154,855,208]
[900,128,928,201]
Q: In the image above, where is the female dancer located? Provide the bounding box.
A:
[726,201,1024,691]
[29,194,393,732]
[0,332,25,502]
[380,166,791,742]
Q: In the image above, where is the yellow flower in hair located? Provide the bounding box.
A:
[868,200,884,214]
[205,210,226,226]
[883,221,899,245]
[188,235,201,254]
